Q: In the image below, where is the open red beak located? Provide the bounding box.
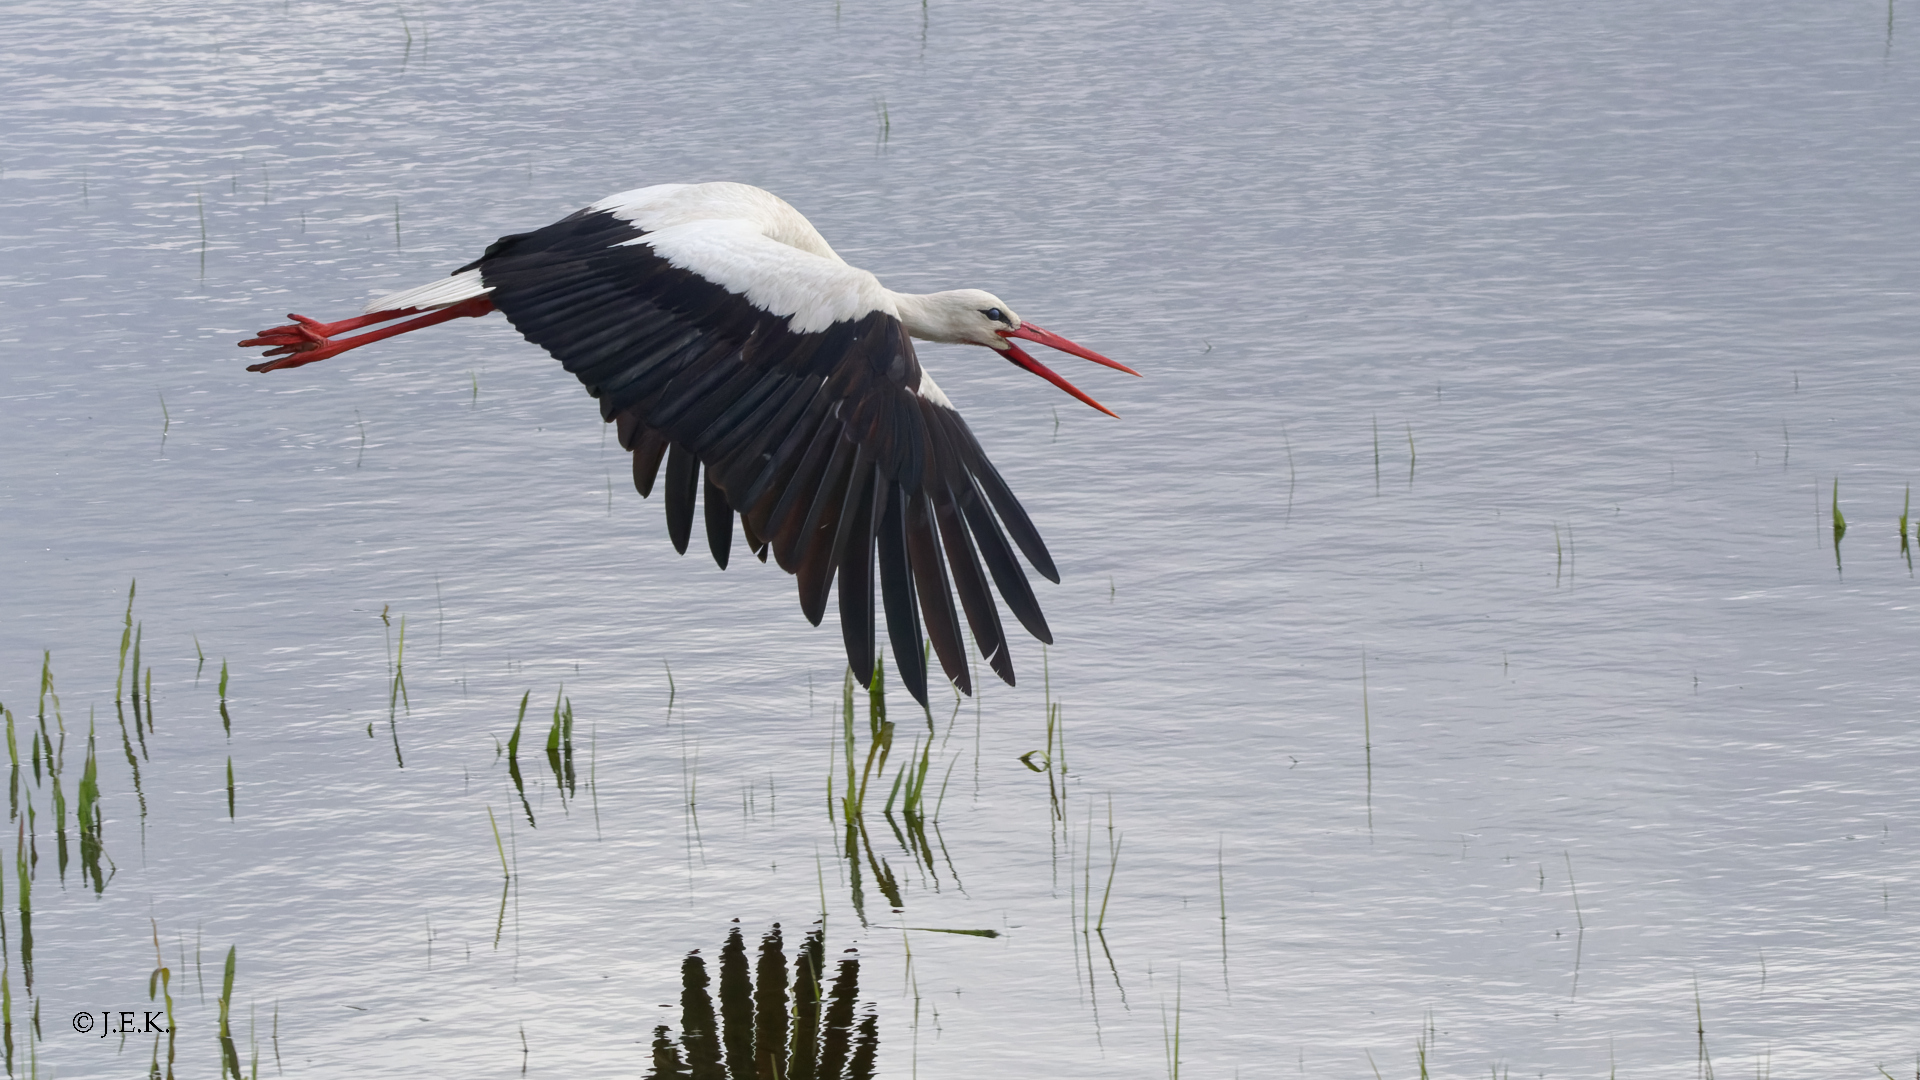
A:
[997,323,1141,418]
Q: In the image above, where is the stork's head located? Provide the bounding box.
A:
[901,289,1140,417]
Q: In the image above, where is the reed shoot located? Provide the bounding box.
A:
[76,718,106,893]
[116,580,135,703]
[487,806,509,879]
[1372,414,1381,495]
[506,692,533,826]
[1281,422,1296,523]
[218,946,241,1079]
[148,920,176,1077]
[1214,835,1227,994]
[385,615,408,768]
[1902,485,1913,574]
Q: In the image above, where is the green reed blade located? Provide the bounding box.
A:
[1,933,11,1078]
[883,741,909,817]
[130,623,143,723]
[486,806,509,880]
[4,706,15,823]
[15,816,30,993]
[562,696,576,797]
[506,692,533,827]
[545,688,566,808]
[78,714,105,893]
[218,946,242,1078]
[116,580,135,704]
[50,742,67,884]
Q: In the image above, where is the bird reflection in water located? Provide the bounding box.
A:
[645,922,877,1080]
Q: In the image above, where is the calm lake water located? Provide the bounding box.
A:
[4,0,1918,1076]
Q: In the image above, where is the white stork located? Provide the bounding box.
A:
[239,182,1137,706]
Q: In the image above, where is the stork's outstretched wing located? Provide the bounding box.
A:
[464,201,1057,705]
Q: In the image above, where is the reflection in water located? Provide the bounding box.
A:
[646,922,877,1080]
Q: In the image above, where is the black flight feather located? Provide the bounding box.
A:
[664,441,699,555]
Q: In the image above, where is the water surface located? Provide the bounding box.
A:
[3,0,1918,1076]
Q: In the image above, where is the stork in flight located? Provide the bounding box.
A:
[239,182,1137,706]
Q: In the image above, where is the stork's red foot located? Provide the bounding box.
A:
[241,315,339,371]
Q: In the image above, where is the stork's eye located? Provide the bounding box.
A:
[982,308,1007,324]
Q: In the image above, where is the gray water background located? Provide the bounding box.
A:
[3,0,1918,1075]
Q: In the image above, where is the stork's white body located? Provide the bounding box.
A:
[383,184,932,337]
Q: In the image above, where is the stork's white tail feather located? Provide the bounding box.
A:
[365,269,491,314]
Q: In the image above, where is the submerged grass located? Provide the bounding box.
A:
[543,687,576,808]
[383,610,408,767]
[1160,966,1182,1080]
[506,691,533,826]
[76,717,107,892]
[1372,415,1381,496]
[130,622,142,727]
[115,580,135,704]
[1695,975,1714,1080]
[1832,476,1847,574]
[668,661,707,870]
[2,890,12,1078]
[486,807,512,948]
[4,706,14,825]
[1902,485,1912,574]
[1565,851,1586,999]
[1215,836,1227,998]
[15,815,29,994]
[1362,651,1373,837]
[1281,422,1296,524]
[829,655,969,923]
[486,806,510,880]
[149,921,176,1079]
[217,946,241,1079]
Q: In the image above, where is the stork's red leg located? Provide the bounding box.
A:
[241,296,495,372]
[244,310,420,351]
